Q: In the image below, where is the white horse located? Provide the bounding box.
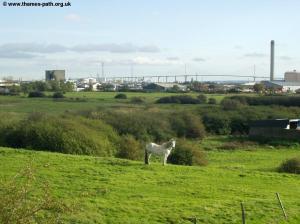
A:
[145,139,176,165]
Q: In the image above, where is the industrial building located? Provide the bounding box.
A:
[143,83,188,92]
[262,70,300,92]
[284,70,300,82]
[261,41,300,92]
[45,70,66,81]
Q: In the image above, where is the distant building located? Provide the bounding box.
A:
[284,70,300,82]
[143,83,187,92]
[45,70,65,81]
[262,80,300,92]
[262,70,300,93]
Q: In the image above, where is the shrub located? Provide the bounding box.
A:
[170,112,206,139]
[116,135,143,160]
[208,98,217,104]
[2,113,120,156]
[52,91,64,98]
[101,109,206,141]
[278,157,300,174]
[156,95,200,104]
[28,91,45,98]
[230,116,249,135]
[0,166,70,224]
[217,142,242,150]
[221,99,243,110]
[230,95,300,107]
[202,114,231,135]
[115,93,127,99]
[168,141,207,166]
[0,112,22,145]
[131,97,145,104]
[101,110,172,142]
[197,94,207,104]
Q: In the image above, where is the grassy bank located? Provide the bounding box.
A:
[1,142,299,224]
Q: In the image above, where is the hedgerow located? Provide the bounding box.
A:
[1,113,120,156]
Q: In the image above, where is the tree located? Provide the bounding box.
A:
[253,83,264,93]
[197,94,207,103]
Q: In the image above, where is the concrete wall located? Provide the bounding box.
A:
[249,127,300,141]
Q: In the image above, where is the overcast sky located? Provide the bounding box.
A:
[0,0,300,80]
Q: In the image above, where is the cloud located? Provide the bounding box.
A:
[72,43,160,53]
[138,45,160,53]
[65,13,81,22]
[0,43,67,58]
[279,56,292,60]
[95,57,182,66]
[243,53,267,58]
[0,42,161,59]
[132,57,179,65]
[166,57,180,61]
[0,51,37,59]
[193,57,206,62]
[234,45,243,50]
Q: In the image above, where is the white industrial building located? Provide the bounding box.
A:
[263,70,300,93]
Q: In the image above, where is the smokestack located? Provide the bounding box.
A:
[270,40,275,81]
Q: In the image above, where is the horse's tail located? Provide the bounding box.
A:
[144,149,149,165]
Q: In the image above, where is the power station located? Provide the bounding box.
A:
[263,40,300,92]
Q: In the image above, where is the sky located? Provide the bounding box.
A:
[0,0,300,80]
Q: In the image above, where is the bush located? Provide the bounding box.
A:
[208,98,217,104]
[101,110,172,142]
[156,95,200,104]
[115,93,127,99]
[168,141,207,166]
[202,114,231,135]
[0,166,70,224]
[52,91,64,98]
[217,140,257,150]
[197,94,207,104]
[170,112,206,139]
[230,95,300,107]
[278,157,300,174]
[221,99,243,110]
[28,91,45,98]
[230,116,249,135]
[100,109,206,141]
[131,97,145,104]
[0,113,22,145]
[2,113,120,156]
[116,135,143,160]
[218,142,242,150]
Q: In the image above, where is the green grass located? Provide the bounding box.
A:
[0,92,298,223]
[1,142,299,224]
[0,92,256,114]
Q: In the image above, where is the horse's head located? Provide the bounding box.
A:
[170,138,176,149]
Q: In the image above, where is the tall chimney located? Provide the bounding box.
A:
[270,40,275,81]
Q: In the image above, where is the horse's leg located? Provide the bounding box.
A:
[145,150,149,165]
[163,154,167,166]
[148,153,152,165]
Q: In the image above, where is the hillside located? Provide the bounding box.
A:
[0,146,300,224]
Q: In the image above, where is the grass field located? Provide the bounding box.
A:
[0,92,252,114]
[1,140,300,224]
[1,91,299,223]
